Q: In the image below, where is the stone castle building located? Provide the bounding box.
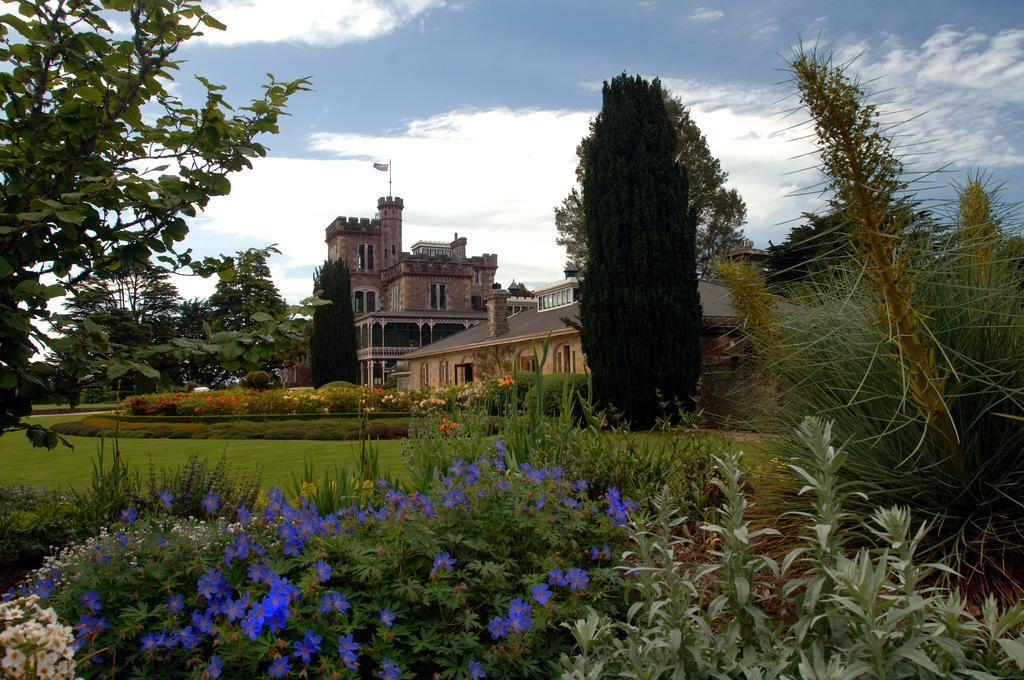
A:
[325,196,498,385]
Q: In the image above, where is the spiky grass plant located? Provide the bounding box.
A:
[725,46,1024,597]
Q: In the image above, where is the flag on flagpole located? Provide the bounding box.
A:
[373,162,389,171]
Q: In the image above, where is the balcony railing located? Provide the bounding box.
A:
[357,346,418,360]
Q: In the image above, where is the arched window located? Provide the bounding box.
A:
[366,291,376,312]
[420,362,430,388]
[354,291,364,313]
[440,360,449,386]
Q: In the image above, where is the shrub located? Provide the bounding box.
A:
[141,454,262,520]
[242,370,272,390]
[28,449,631,679]
[560,419,1024,678]
[321,380,358,389]
[719,48,1024,593]
[0,487,85,570]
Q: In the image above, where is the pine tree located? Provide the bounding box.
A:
[208,250,287,332]
[580,74,702,427]
[310,259,359,387]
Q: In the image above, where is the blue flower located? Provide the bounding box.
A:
[337,633,360,670]
[531,583,552,606]
[268,656,290,678]
[80,590,102,613]
[429,551,455,579]
[201,493,220,514]
[223,598,246,622]
[116,531,130,549]
[237,505,253,525]
[178,626,199,650]
[155,533,168,550]
[292,630,322,664]
[379,607,396,628]
[158,489,173,511]
[567,568,590,591]
[313,560,332,582]
[487,616,507,640]
[507,598,533,633]
[319,591,349,614]
[119,507,137,525]
[167,593,184,614]
[547,567,569,587]
[468,659,487,679]
[139,632,160,652]
[494,438,506,456]
[379,658,401,680]
[205,655,223,679]
[570,479,589,494]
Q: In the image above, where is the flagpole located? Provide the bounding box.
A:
[388,159,392,197]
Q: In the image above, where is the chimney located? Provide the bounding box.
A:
[484,288,511,338]
[450,233,467,262]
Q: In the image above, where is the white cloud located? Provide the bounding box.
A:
[189,25,1024,303]
[200,0,447,46]
[689,7,723,22]
[193,108,592,300]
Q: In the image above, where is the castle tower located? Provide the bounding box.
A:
[378,196,404,265]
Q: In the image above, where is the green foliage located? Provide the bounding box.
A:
[726,47,1024,594]
[310,259,360,387]
[51,415,411,441]
[321,380,359,389]
[0,0,310,443]
[208,249,287,333]
[242,370,272,390]
[142,454,261,519]
[555,91,747,275]
[0,486,85,569]
[580,73,702,428]
[764,209,854,290]
[37,451,628,679]
[561,419,1024,678]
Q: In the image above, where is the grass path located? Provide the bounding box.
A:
[1,414,405,490]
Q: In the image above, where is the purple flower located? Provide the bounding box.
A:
[268,656,290,678]
[319,591,349,614]
[116,531,130,549]
[567,568,590,591]
[140,632,160,652]
[158,490,173,511]
[293,630,322,664]
[119,507,137,524]
[167,593,184,614]
[487,615,507,640]
[379,658,401,680]
[201,493,220,514]
[223,598,246,622]
[80,590,102,613]
[547,567,569,587]
[237,505,253,525]
[313,560,332,583]
[430,551,455,579]
[570,479,589,494]
[337,633,360,670]
[468,659,487,680]
[178,626,199,650]
[379,607,396,628]
[155,533,168,550]
[507,598,533,633]
[205,655,223,679]
[531,583,552,606]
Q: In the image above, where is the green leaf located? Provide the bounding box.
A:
[16,211,48,222]
[250,312,273,323]
[55,209,86,225]
[999,638,1024,670]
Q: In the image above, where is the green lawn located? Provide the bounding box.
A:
[1,414,405,490]
[31,402,119,412]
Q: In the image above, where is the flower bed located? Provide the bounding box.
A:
[122,387,428,417]
[11,448,631,678]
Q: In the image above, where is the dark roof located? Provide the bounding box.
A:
[405,280,740,359]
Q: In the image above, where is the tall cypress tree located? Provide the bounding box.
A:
[579,74,702,427]
[310,259,359,387]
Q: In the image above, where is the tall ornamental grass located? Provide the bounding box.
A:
[720,46,1024,595]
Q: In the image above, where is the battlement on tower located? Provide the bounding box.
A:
[378,196,404,210]
[325,215,381,240]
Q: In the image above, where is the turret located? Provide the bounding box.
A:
[378,196,404,265]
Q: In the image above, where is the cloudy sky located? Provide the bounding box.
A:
[159,0,1024,301]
